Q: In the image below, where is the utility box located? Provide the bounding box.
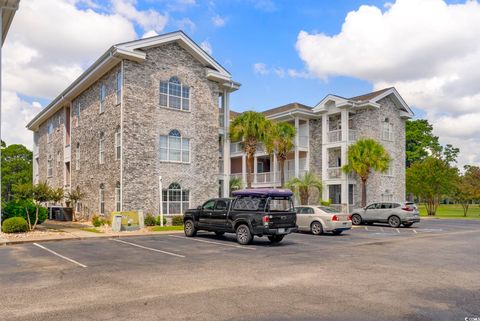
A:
[112,214,122,232]
[111,211,144,231]
[48,207,73,221]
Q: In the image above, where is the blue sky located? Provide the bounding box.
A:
[4,0,480,165]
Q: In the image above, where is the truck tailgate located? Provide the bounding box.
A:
[268,212,296,228]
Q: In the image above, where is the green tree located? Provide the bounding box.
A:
[342,139,390,207]
[11,183,34,230]
[265,122,296,187]
[1,144,33,203]
[67,186,85,221]
[405,119,441,167]
[50,187,65,205]
[229,176,244,195]
[406,157,458,216]
[229,111,272,188]
[30,182,53,230]
[452,166,480,216]
[286,171,323,205]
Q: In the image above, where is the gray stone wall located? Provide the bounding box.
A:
[308,119,322,203]
[122,42,221,215]
[352,96,406,204]
[70,65,122,217]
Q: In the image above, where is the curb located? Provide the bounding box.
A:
[0,230,184,246]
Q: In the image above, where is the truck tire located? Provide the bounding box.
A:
[184,220,197,237]
[268,235,284,243]
[236,224,253,245]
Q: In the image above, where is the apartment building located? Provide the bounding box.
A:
[27,31,239,218]
[229,87,413,211]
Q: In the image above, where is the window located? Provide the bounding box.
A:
[47,156,53,177]
[75,101,81,127]
[160,129,190,163]
[162,182,190,215]
[57,151,61,168]
[202,200,216,210]
[267,197,294,212]
[382,122,393,141]
[233,197,266,211]
[99,132,105,164]
[115,126,121,160]
[76,201,82,213]
[75,143,80,170]
[215,200,228,211]
[99,183,105,215]
[47,121,54,143]
[116,71,122,105]
[159,76,190,111]
[381,190,393,202]
[115,181,121,212]
[100,83,106,113]
[384,160,394,176]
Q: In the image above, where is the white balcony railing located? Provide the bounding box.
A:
[327,167,342,179]
[327,130,342,143]
[230,142,243,154]
[298,135,309,148]
[255,171,279,184]
[348,130,358,142]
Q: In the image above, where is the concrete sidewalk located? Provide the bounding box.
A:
[1,220,183,246]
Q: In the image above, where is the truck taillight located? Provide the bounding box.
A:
[332,215,339,221]
[262,215,270,223]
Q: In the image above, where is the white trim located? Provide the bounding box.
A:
[370,88,414,117]
[120,60,124,212]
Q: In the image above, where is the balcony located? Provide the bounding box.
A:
[348,130,358,142]
[327,167,342,179]
[298,135,309,148]
[255,171,279,184]
[230,142,243,154]
[327,130,342,143]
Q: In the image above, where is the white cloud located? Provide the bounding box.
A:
[142,30,158,38]
[200,40,212,55]
[176,17,196,32]
[111,0,168,32]
[253,62,269,75]
[273,67,285,78]
[295,0,480,166]
[211,14,226,27]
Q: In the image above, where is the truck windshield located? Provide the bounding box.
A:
[267,197,294,212]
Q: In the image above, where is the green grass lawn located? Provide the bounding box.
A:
[148,225,184,232]
[80,227,103,233]
[418,204,480,219]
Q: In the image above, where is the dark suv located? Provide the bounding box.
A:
[183,189,297,245]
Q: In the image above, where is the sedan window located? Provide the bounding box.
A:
[318,206,340,213]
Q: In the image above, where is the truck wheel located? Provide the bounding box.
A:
[184,220,197,237]
[311,221,324,235]
[236,224,253,245]
[268,235,284,243]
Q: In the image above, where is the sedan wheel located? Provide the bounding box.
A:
[351,214,362,225]
[388,215,401,228]
[236,224,253,245]
[311,222,324,235]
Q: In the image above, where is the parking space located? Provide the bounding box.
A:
[1,219,479,321]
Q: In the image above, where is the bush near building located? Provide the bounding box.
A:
[3,199,48,225]
[171,215,184,226]
[144,214,156,226]
[155,215,167,226]
[2,217,28,233]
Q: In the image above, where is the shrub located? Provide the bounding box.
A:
[144,214,156,226]
[102,217,111,226]
[91,215,102,227]
[155,215,167,226]
[320,200,332,206]
[3,199,48,225]
[171,215,184,226]
[2,217,28,233]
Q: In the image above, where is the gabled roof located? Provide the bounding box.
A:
[1,0,19,45]
[27,31,240,131]
[349,87,393,102]
[262,102,312,117]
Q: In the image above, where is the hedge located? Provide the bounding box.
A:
[3,199,48,225]
[2,217,28,233]
[171,215,184,226]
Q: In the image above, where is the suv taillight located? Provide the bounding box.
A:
[402,207,413,212]
[262,215,270,223]
[348,215,352,221]
[332,215,339,221]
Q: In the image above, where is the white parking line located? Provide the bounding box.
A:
[380,227,385,232]
[33,243,87,268]
[365,226,369,231]
[169,235,256,250]
[112,239,185,258]
[413,229,418,234]
[396,228,401,233]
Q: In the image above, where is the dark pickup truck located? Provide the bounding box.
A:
[183,189,297,245]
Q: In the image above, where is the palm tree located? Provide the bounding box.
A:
[265,122,296,187]
[342,138,391,207]
[229,111,271,188]
[229,176,244,195]
[286,171,323,205]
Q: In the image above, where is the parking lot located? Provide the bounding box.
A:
[1,219,479,321]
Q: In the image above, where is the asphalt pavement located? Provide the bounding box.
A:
[0,219,479,321]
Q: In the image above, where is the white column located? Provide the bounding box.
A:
[294,117,300,177]
[340,109,349,211]
[253,155,258,184]
[272,154,277,187]
[242,154,247,185]
[222,90,231,197]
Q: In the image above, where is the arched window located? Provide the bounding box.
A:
[115,126,121,161]
[99,132,105,164]
[99,183,105,215]
[162,182,190,215]
[115,181,121,212]
[159,76,190,111]
[159,129,190,163]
